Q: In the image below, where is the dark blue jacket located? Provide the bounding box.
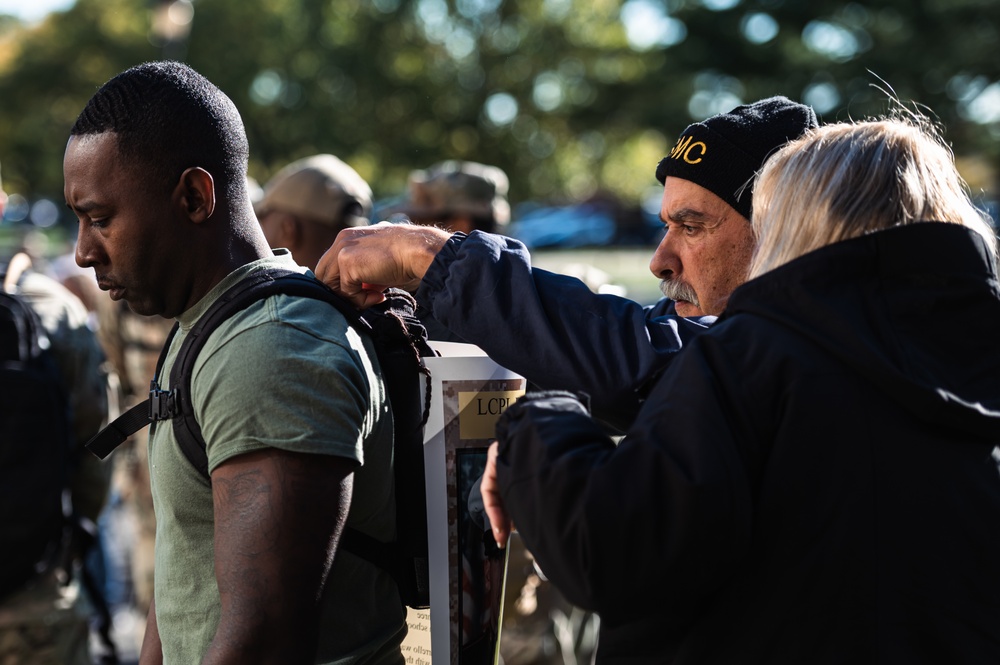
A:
[416,231,713,430]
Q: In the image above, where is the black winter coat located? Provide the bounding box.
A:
[495,223,1000,663]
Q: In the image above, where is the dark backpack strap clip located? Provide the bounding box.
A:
[85,322,181,460]
[148,380,178,421]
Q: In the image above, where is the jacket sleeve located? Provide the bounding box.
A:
[493,339,755,625]
[416,231,714,429]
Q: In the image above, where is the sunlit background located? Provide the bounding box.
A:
[1,0,998,302]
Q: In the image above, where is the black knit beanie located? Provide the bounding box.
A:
[655,96,818,220]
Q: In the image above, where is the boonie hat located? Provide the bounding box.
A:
[256,154,373,228]
[402,160,510,227]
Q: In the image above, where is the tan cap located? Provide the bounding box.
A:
[402,160,510,227]
[256,154,372,228]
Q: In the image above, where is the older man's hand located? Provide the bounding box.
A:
[315,222,452,309]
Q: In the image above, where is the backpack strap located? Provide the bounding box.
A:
[166,269,437,604]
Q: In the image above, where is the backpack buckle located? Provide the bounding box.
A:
[148,381,178,420]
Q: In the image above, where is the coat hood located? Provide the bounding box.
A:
[723,222,1000,439]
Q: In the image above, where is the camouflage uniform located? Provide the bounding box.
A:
[0,574,92,665]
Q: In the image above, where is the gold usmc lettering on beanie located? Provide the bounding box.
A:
[669,134,707,164]
[655,97,820,221]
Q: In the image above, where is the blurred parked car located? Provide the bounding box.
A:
[509,194,663,249]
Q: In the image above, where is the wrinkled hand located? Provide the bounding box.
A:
[481,441,513,549]
[315,222,452,309]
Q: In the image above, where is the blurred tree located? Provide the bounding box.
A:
[0,0,152,200]
[0,0,996,226]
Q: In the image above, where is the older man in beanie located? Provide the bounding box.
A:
[649,96,801,317]
[388,160,510,235]
[256,153,373,270]
[318,97,817,428]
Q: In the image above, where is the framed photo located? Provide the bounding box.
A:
[416,344,526,665]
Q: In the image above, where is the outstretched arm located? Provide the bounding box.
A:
[418,232,712,427]
[201,449,355,665]
[318,225,712,428]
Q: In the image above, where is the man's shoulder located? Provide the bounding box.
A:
[182,268,380,404]
[183,284,385,469]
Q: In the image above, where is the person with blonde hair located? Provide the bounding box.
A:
[749,115,997,277]
[480,114,1000,662]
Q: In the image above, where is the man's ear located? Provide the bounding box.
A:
[175,167,215,223]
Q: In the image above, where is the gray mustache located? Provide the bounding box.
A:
[659,278,699,306]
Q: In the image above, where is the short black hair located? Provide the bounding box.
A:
[71,61,249,201]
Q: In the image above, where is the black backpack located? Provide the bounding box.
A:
[0,276,73,599]
[87,269,436,608]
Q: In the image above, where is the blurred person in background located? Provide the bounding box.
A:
[256,153,373,271]
[98,300,170,632]
[482,114,1000,663]
[51,245,170,657]
[385,160,510,236]
[380,159,511,342]
[1,197,114,663]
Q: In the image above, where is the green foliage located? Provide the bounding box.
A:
[0,0,997,225]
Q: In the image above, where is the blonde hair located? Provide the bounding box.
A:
[748,115,998,279]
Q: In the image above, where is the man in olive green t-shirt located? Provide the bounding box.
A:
[65,62,405,664]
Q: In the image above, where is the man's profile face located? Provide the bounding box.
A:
[649,176,755,317]
[64,132,178,317]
